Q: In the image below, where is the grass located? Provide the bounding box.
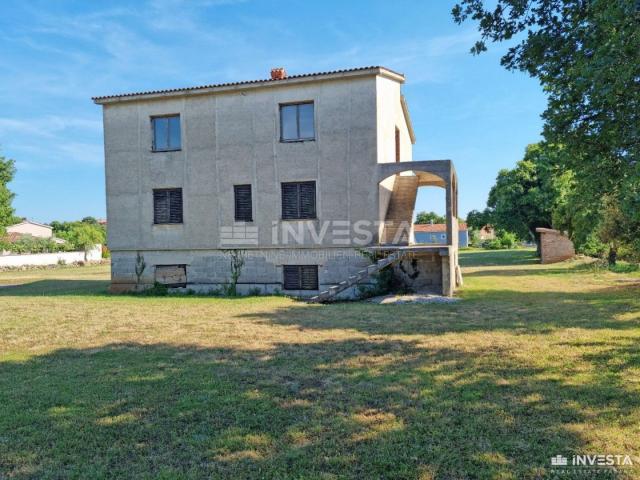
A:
[1,250,639,479]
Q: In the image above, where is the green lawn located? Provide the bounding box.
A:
[1,250,639,479]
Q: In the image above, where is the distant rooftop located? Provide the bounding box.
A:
[414,223,468,233]
[92,66,404,104]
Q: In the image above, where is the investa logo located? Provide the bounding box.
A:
[551,454,634,467]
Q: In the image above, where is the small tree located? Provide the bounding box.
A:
[0,153,18,234]
[224,249,245,296]
[66,223,105,260]
[135,251,146,286]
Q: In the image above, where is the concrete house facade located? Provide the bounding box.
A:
[93,66,461,299]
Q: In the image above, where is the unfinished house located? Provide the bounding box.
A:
[93,66,461,300]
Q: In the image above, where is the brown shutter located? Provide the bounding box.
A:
[153,190,170,224]
[283,265,318,290]
[168,189,183,224]
[300,265,319,290]
[281,183,300,219]
[281,181,316,220]
[299,181,316,219]
[283,265,300,289]
[234,185,252,222]
[154,188,182,224]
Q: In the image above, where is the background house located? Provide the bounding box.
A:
[414,223,469,247]
[477,225,495,241]
[6,220,53,239]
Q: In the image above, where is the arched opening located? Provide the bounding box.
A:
[377,168,453,246]
[374,160,461,296]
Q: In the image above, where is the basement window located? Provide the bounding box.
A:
[152,115,181,151]
[280,102,314,141]
[155,265,187,287]
[283,265,318,290]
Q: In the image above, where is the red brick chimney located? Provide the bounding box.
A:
[270,67,287,80]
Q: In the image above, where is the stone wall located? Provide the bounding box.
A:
[110,247,372,298]
[536,228,575,264]
[392,252,443,293]
[0,245,102,268]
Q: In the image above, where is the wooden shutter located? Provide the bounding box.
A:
[299,181,316,219]
[154,188,182,224]
[153,190,170,224]
[281,181,316,220]
[283,265,318,290]
[281,183,300,219]
[234,185,252,222]
[283,265,300,290]
[168,189,183,223]
[300,265,318,290]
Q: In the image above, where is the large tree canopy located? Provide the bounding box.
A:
[0,154,18,233]
[487,143,572,251]
[453,0,640,258]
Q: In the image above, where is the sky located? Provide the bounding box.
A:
[0,0,547,223]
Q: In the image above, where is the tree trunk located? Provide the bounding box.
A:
[531,229,541,257]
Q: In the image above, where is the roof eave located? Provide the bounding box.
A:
[400,95,416,144]
[93,66,405,105]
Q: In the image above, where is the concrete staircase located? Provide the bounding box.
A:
[382,175,419,244]
[309,250,405,303]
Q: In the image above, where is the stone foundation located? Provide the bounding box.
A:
[110,248,373,298]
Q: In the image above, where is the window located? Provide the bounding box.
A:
[234,184,252,222]
[155,265,187,287]
[280,102,314,141]
[281,181,316,220]
[395,127,400,162]
[152,115,181,151]
[283,265,318,290]
[153,188,183,224]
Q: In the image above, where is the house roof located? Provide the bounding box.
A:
[7,220,52,230]
[414,223,468,233]
[92,66,405,104]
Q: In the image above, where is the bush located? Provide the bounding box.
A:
[498,231,517,249]
[0,236,70,254]
[485,239,503,250]
[578,232,607,258]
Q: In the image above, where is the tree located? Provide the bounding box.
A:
[81,216,98,224]
[0,153,18,234]
[55,222,106,259]
[415,211,446,224]
[487,143,572,254]
[466,209,494,231]
[453,0,640,256]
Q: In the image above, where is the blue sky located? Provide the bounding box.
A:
[0,0,546,223]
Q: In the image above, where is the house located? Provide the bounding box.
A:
[414,223,469,247]
[6,220,53,239]
[477,225,495,241]
[93,66,461,298]
[535,228,575,264]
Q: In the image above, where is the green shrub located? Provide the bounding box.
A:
[498,231,518,249]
